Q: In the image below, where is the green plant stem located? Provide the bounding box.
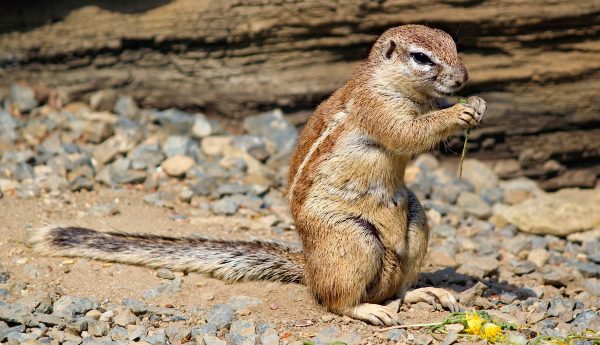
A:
[458,129,470,179]
[376,312,468,332]
[375,322,445,332]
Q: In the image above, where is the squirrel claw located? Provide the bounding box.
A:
[403,287,462,312]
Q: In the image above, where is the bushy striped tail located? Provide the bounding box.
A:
[28,226,304,283]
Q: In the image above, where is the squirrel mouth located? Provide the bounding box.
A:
[432,83,458,97]
[432,89,455,97]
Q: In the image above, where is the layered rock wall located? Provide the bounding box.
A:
[1,0,599,187]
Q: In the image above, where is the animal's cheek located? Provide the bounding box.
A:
[418,67,439,82]
[437,72,455,83]
[437,65,455,78]
[428,70,440,82]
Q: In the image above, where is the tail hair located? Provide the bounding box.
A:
[28,226,304,283]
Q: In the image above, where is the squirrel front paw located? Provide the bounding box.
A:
[455,96,486,129]
[467,96,487,120]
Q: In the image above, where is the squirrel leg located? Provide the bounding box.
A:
[388,189,462,312]
[301,215,399,325]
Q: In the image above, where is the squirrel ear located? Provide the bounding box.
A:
[385,40,396,59]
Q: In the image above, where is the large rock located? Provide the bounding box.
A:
[493,188,600,236]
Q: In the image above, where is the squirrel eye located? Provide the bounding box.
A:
[411,52,434,65]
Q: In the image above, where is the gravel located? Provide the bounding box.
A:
[129,142,165,170]
[162,135,194,158]
[112,308,139,326]
[143,277,182,300]
[191,114,213,139]
[165,324,192,343]
[227,296,262,311]
[161,154,195,177]
[206,304,236,330]
[9,83,38,113]
[52,296,98,318]
[243,109,298,159]
[0,85,598,344]
[0,303,30,324]
[87,202,120,217]
[210,197,240,215]
[113,95,138,118]
[156,268,176,280]
[456,191,492,219]
[191,323,217,339]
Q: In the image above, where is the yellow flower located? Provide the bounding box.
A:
[465,312,484,335]
[481,322,503,343]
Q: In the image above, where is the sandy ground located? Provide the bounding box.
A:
[0,188,454,343]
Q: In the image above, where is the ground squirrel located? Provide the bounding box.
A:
[29,25,486,326]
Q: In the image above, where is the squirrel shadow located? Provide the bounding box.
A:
[418,267,539,302]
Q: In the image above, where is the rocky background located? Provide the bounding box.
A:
[1,0,600,189]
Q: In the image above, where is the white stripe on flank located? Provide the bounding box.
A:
[288,111,347,201]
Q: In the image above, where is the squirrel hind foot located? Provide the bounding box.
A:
[403,287,462,312]
[341,303,401,326]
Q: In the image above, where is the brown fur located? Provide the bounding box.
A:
[287,24,485,324]
[28,25,486,326]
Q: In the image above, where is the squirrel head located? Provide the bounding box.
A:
[367,25,468,101]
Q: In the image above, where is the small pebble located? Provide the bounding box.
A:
[294,319,313,327]
[156,268,176,280]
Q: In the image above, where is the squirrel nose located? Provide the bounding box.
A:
[453,72,469,89]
